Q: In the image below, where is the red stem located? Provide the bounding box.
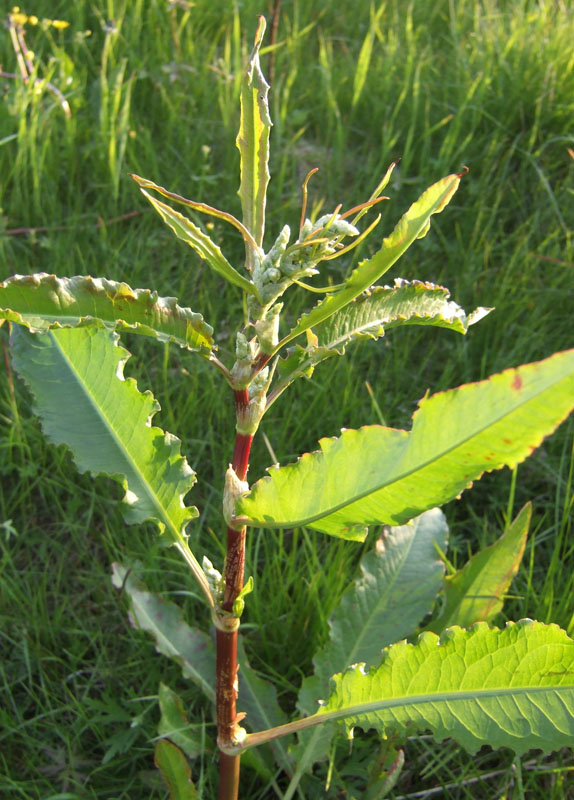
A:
[217,388,254,799]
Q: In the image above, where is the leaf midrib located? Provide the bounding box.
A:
[52,331,184,543]
[315,682,574,727]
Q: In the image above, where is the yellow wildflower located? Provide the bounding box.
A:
[51,19,70,30]
[10,12,28,25]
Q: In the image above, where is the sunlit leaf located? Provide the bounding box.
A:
[426,503,531,633]
[237,350,574,538]
[244,621,574,757]
[0,273,213,353]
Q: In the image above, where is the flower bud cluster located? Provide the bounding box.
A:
[252,214,359,311]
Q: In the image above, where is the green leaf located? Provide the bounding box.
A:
[139,188,255,294]
[321,509,449,679]
[154,740,199,800]
[10,326,211,602]
[0,273,213,352]
[276,173,461,353]
[292,509,448,775]
[237,349,574,538]
[316,621,574,755]
[236,16,272,269]
[274,279,490,394]
[426,503,531,633]
[131,172,260,253]
[112,564,216,702]
[244,621,574,757]
[158,683,210,759]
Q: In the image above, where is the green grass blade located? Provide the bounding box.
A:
[425,503,531,634]
[0,273,214,353]
[10,325,211,603]
[275,173,461,353]
[138,189,255,294]
[236,16,272,269]
[244,621,574,757]
[352,3,386,109]
[237,350,574,537]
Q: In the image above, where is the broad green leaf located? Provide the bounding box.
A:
[154,740,199,800]
[158,683,210,759]
[0,273,213,352]
[236,16,272,269]
[275,173,461,353]
[139,189,255,294]
[237,349,574,538]
[320,509,449,679]
[244,621,574,757]
[112,564,215,702]
[275,280,490,393]
[425,503,531,634]
[292,509,448,777]
[9,326,211,601]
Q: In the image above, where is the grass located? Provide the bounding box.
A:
[1,0,573,797]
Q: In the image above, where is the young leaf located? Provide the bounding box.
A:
[0,273,214,353]
[237,349,574,538]
[276,173,462,353]
[158,683,210,759]
[9,325,211,603]
[425,502,531,633]
[292,509,448,775]
[112,564,216,702]
[154,740,200,800]
[236,16,272,269]
[131,173,260,254]
[138,189,255,294]
[273,279,490,396]
[243,621,574,757]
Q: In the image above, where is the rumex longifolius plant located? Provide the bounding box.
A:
[2,17,574,800]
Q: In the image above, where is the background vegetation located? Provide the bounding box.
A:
[1,0,573,797]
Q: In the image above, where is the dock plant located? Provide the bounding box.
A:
[2,17,574,800]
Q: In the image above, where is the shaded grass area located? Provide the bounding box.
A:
[1,0,573,797]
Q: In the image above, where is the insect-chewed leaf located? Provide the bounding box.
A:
[236,349,574,537]
[0,273,214,352]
